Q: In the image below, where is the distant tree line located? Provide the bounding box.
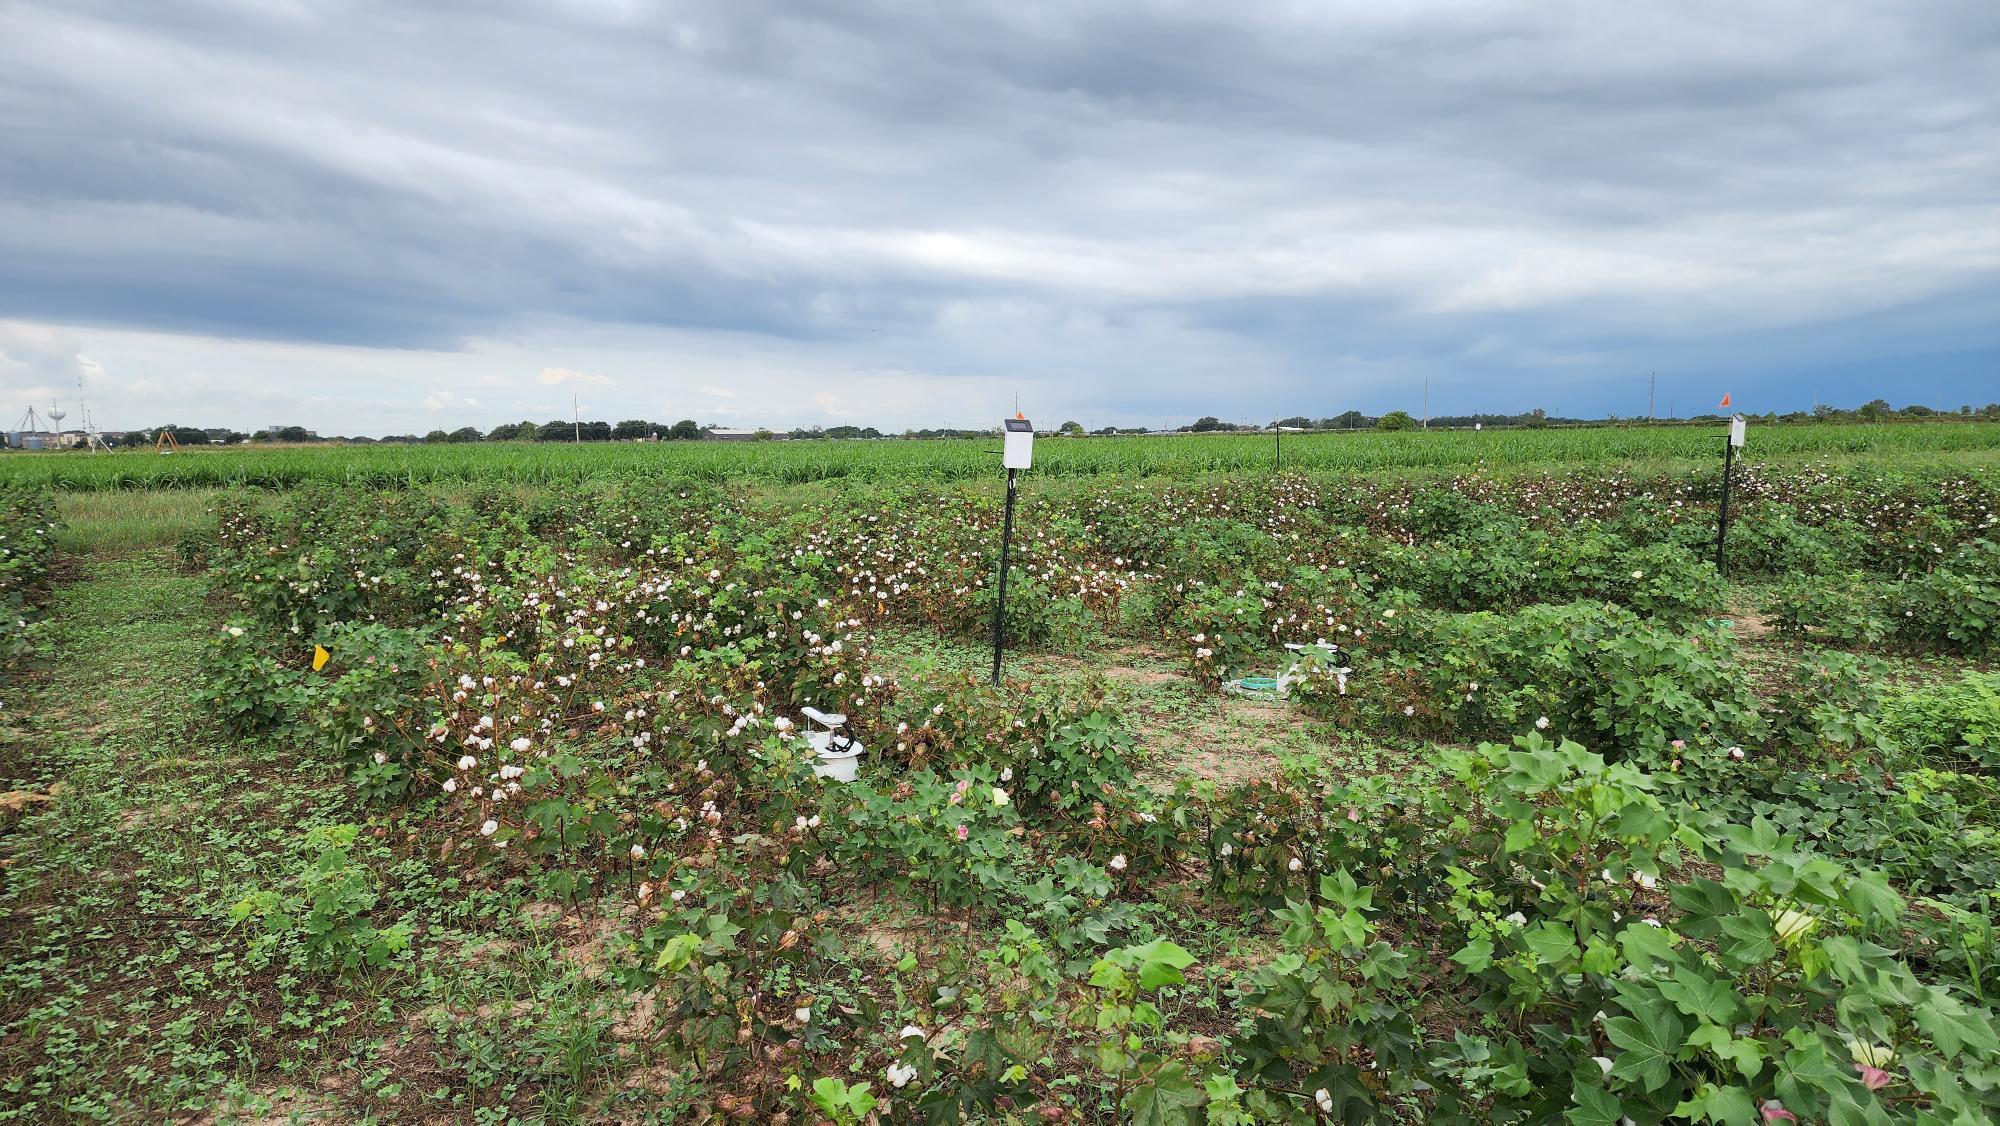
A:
[1180,400,2000,433]
[106,398,1999,449]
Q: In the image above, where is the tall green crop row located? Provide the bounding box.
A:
[3,422,1997,491]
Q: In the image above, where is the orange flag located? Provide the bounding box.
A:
[1719,393,1732,408]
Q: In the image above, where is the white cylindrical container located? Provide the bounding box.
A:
[807,729,864,782]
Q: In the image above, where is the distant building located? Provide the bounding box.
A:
[703,427,786,441]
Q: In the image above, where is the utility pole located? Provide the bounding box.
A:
[572,394,580,443]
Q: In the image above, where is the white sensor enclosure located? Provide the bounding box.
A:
[1003,417,1034,469]
[1729,415,1746,448]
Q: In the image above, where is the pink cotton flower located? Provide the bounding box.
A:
[1761,1101,1797,1123]
[954,824,969,842]
[1857,1065,1894,1090]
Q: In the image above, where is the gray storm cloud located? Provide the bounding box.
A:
[0,1,1995,432]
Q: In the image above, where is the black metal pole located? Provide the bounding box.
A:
[1714,437,1735,575]
[990,468,1018,685]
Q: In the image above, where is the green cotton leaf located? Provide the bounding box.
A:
[1669,878,1736,930]
[1605,1004,1685,1093]
[1131,939,1197,991]
[1522,922,1579,967]
[1716,910,1778,967]
[1581,937,1621,976]
[1824,1090,1875,1126]
[1657,967,1744,1026]
[1915,988,2000,1058]
[1088,957,1128,991]
[1841,871,1903,926]
[1123,1060,1204,1126]
[1724,817,1785,858]
[1452,937,1495,973]
[1503,818,1540,853]
[1564,1080,1624,1126]
[1671,1081,1756,1124]
[651,933,701,974]
[1685,1024,1765,1079]
[1617,922,1680,970]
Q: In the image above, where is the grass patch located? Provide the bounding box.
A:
[54,490,219,556]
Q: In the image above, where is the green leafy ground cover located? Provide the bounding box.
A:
[3,450,2000,1123]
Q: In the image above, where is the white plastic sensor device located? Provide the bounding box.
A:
[1003,416,1034,470]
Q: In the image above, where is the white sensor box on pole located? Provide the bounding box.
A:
[1003,417,1034,469]
[1729,414,1746,448]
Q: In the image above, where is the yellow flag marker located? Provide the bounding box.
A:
[312,644,330,671]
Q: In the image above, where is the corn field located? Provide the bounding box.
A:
[2,422,1997,490]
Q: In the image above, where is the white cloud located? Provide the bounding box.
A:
[538,366,614,387]
[697,384,737,398]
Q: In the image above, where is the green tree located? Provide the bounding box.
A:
[1058,420,1084,436]
[668,419,702,440]
[1375,410,1415,431]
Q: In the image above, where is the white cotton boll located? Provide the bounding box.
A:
[1287,857,1302,872]
[1109,854,1127,871]
[630,843,646,861]
[795,1006,812,1024]
[458,755,478,771]
[1315,1089,1334,1112]
[479,819,498,836]
[510,736,532,753]
[442,778,458,794]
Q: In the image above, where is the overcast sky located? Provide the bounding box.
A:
[2,1,1996,435]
